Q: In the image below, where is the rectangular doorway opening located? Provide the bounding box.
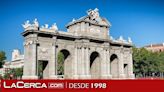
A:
[38,60,48,79]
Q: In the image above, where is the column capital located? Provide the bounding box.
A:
[52,36,57,40]
[23,40,38,46]
[52,42,57,46]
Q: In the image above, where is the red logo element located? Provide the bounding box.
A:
[48,82,64,89]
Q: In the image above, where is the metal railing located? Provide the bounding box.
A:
[135,72,164,79]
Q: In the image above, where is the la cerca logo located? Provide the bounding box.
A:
[3,81,64,89]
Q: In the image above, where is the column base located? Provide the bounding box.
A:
[73,75,91,79]
[22,75,38,79]
[80,75,91,79]
[72,75,79,79]
[118,74,126,79]
[49,75,58,79]
[128,74,135,79]
[101,75,112,79]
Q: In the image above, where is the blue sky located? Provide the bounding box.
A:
[0,0,164,60]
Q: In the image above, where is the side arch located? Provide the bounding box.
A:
[57,49,72,78]
[90,51,101,79]
[110,54,119,78]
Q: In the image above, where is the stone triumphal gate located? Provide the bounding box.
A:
[22,8,135,79]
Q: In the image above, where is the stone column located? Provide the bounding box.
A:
[76,47,81,76]
[118,48,125,79]
[78,46,86,79]
[22,40,38,79]
[49,38,58,79]
[76,45,91,79]
[85,47,90,75]
[84,47,91,79]
[101,49,107,75]
[32,42,37,77]
[79,47,81,75]
[106,49,112,78]
[73,46,78,79]
[101,48,112,79]
[81,47,85,75]
[128,50,135,79]
[22,42,28,78]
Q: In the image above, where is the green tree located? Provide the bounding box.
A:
[133,47,150,77]
[38,61,43,79]
[14,67,23,79]
[57,52,64,75]
[133,47,164,77]
[0,51,6,68]
[158,52,164,72]
[3,68,23,79]
[3,68,14,79]
[3,73,10,79]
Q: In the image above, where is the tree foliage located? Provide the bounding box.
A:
[133,47,164,77]
[3,67,23,79]
[14,67,23,78]
[57,52,64,75]
[0,51,6,68]
[38,61,44,79]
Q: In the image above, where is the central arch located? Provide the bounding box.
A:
[90,51,101,79]
[110,54,119,78]
[57,49,72,78]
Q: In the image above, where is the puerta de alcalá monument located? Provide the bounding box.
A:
[21,8,135,79]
